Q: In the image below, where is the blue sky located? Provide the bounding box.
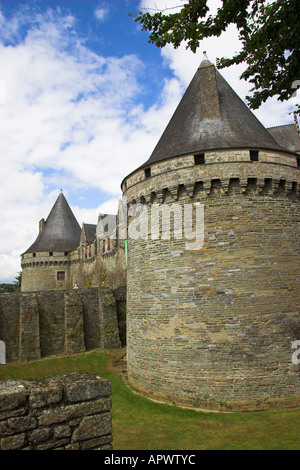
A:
[0,0,297,282]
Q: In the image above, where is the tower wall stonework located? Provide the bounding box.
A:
[123,149,300,411]
[21,252,71,292]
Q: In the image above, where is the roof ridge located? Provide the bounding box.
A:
[267,123,295,129]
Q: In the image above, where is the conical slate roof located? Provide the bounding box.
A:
[268,123,300,153]
[24,192,81,254]
[140,59,286,168]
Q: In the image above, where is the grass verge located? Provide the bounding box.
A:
[0,349,299,450]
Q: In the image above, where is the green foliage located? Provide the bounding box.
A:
[99,271,107,284]
[83,274,93,288]
[0,284,16,293]
[14,272,22,289]
[133,0,300,113]
[0,272,22,293]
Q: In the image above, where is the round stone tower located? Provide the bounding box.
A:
[21,192,81,292]
[122,58,300,411]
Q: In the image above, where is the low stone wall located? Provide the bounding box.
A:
[0,373,112,450]
[0,287,126,363]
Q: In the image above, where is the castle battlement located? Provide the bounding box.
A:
[124,149,300,204]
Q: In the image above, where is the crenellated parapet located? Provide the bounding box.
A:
[123,149,300,205]
[21,252,71,269]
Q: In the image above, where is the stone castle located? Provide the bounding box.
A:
[20,192,126,293]
[3,56,300,411]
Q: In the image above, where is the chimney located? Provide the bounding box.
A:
[39,218,45,234]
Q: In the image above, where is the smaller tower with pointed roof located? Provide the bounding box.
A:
[21,192,81,292]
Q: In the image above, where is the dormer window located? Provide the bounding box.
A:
[250,150,259,161]
[194,154,205,165]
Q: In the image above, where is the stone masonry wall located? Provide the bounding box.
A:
[124,149,300,412]
[0,288,125,364]
[0,294,20,363]
[21,252,71,292]
[70,243,126,291]
[0,373,112,450]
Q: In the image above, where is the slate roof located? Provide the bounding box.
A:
[24,193,81,254]
[267,123,300,154]
[81,223,97,245]
[138,60,291,170]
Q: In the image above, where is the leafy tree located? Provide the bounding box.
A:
[0,284,16,293]
[133,0,300,113]
[14,272,22,291]
[0,273,21,293]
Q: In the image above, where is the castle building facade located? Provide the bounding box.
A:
[122,57,300,411]
[21,193,126,293]
[20,56,300,412]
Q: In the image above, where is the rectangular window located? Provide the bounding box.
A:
[250,150,259,161]
[33,253,36,257]
[144,167,151,178]
[49,252,53,256]
[297,157,300,168]
[57,271,65,281]
[194,154,205,165]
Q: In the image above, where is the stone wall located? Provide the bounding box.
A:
[0,288,126,364]
[21,239,126,294]
[21,251,71,292]
[70,241,126,291]
[123,149,300,411]
[0,294,20,363]
[0,373,112,450]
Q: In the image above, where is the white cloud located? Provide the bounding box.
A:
[94,7,109,22]
[0,5,183,282]
[0,1,296,283]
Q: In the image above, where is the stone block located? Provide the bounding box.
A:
[23,377,63,409]
[0,433,26,450]
[0,381,28,414]
[71,412,112,442]
[0,416,37,436]
[63,373,111,403]
[28,426,52,444]
[38,398,112,426]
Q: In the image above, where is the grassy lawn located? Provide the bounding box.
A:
[0,349,299,450]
